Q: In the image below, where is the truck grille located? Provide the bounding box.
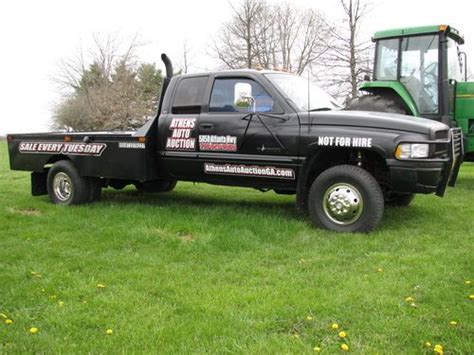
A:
[433,129,449,157]
[432,128,463,158]
[434,130,449,140]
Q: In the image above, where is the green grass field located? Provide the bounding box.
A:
[0,141,473,353]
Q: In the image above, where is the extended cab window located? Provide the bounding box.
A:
[209,78,274,113]
[172,76,208,114]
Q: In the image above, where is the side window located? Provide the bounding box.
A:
[209,78,274,113]
[375,39,399,80]
[172,77,208,114]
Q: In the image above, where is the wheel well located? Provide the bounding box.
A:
[44,155,71,171]
[296,148,389,214]
[362,88,414,116]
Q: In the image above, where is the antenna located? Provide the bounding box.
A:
[307,69,311,132]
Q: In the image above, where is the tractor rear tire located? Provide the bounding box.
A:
[346,95,407,115]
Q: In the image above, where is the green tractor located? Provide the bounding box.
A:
[348,25,474,161]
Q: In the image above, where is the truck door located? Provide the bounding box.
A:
[158,76,209,179]
[197,76,300,187]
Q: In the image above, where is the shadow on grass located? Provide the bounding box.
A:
[94,187,426,232]
[99,188,300,220]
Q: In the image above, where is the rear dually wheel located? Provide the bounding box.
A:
[47,160,90,205]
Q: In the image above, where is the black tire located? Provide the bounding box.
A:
[385,192,415,207]
[346,95,407,115]
[47,160,90,205]
[88,178,102,202]
[308,165,384,233]
[135,179,177,193]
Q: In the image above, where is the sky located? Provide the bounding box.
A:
[0,0,472,135]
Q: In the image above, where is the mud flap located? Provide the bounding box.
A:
[31,171,48,196]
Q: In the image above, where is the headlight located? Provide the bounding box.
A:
[395,143,429,159]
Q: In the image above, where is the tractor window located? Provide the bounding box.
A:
[375,39,399,80]
[400,35,439,114]
[448,39,463,82]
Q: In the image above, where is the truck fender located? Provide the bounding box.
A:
[296,145,388,215]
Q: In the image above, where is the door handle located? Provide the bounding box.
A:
[200,123,214,130]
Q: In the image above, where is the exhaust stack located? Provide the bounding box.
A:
[161,53,173,80]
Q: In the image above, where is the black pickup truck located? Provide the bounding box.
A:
[7,55,463,232]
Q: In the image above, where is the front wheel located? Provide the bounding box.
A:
[308,165,384,233]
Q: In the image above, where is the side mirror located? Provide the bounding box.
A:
[234,82,255,112]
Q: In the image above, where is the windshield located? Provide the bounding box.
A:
[265,73,340,111]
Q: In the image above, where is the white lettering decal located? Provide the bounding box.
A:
[19,141,107,156]
[118,142,146,149]
[204,163,295,179]
[199,135,237,152]
[317,136,372,148]
[167,117,197,151]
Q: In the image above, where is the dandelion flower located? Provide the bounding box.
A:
[5,319,13,325]
[469,294,474,300]
[58,301,64,307]
[29,327,39,334]
[449,321,457,326]
[331,323,339,330]
[340,343,349,351]
[377,268,383,272]
[313,346,321,352]
[434,344,443,354]
[466,280,471,285]
[307,316,314,321]
[339,331,347,338]
[405,296,414,302]
[97,283,106,289]
[0,313,7,319]
[425,342,432,347]
[106,328,113,335]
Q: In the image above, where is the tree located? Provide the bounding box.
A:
[214,0,330,74]
[53,35,163,131]
[214,0,263,69]
[319,0,373,101]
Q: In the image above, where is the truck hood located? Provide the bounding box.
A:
[305,110,448,136]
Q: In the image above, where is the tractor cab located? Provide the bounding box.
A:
[350,25,474,161]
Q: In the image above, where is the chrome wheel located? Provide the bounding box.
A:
[322,183,363,225]
[53,172,72,202]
